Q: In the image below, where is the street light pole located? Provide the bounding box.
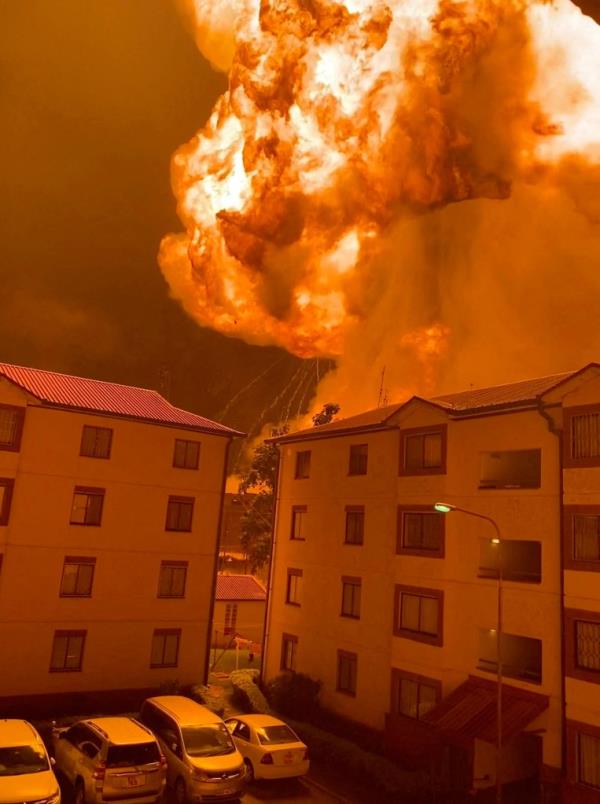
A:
[434,503,503,804]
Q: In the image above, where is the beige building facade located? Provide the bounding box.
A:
[264,364,600,802]
[0,362,242,715]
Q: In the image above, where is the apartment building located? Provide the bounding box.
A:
[0,362,243,715]
[263,364,600,802]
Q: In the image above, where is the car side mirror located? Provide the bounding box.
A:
[171,742,180,755]
[50,757,56,766]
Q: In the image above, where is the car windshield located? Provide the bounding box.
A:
[256,725,299,745]
[106,742,160,768]
[182,726,235,757]
[0,745,49,776]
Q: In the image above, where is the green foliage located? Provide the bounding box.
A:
[264,672,321,721]
[229,669,270,714]
[312,403,340,426]
[188,684,225,718]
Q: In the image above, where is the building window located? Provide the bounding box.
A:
[345,506,364,545]
[337,650,357,696]
[478,629,542,684]
[50,630,86,672]
[394,585,443,646]
[295,450,311,479]
[348,444,368,476]
[479,449,541,489]
[565,609,600,684]
[478,539,541,583]
[80,425,112,459]
[577,731,600,789]
[565,406,600,468]
[150,629,181,668]
[158,561,188,598]
[291,506,307,540]
[576,620,600,672]
[0,478,14,526]
[224,603,238,635]
[60,557,96,597]
[70,487,104,526]
[391,669,441,720]
[341,577,361,619]
[281,633,298,671]
[399,426,446,475]
[397,508,444,557]
[173,439,200,470]
[286,569,303,606]
[564,508,600,571]
[0,405,25,452]
[166,496,194,532]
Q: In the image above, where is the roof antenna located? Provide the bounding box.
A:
[377,366,388,408]
[159,364,171,401]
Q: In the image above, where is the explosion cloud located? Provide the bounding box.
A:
[162,0,600,413]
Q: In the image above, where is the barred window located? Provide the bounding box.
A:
[0,405,25,452]
[578,731,600,789]
[572,412,600,460]
[224,603,238,635]
[576,620,600,672]
[0,478,14,526]
[573,514,600,562]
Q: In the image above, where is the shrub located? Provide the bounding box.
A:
[264,672,320,720]
[188,684,225,718]
[229,669,270,714]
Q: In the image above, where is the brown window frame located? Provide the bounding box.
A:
[564,506,600,572]
[158,560,188,598]
[49,629,86,672]
[79,425,113,459]
[341,576,361,619]
[59,556,96,598]
[564,405,600,468]
[290,505,307,541]
[344,506,364,546]
[336,649,358,697]
[390,668,442,720]
[0,478,15,526]
[399,425,447,476]
[70,487,105,527]
[173,439,201,470]
[565,608,600,685]
[150,628,181,668]
[294,450,311,480]
[165,496,194,532]
[566,719,600,790]
[348,444,368,476]
[394,584,444,647]
[286,568,303,606]
[280,632,298,672]
[396,506,445,558]
[0,404,25,452]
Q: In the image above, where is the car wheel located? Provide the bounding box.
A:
[244,758,254,783]
[175,777,187,804]
[74,779,86,804]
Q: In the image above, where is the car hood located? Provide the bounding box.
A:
[0,769,59,803]
[188,749,243,772]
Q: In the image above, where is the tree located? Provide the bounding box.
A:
[237,426,288,573]
[312,403,340,426]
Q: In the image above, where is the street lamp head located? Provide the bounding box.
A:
[434,502,455,513]
[490,537,501,545]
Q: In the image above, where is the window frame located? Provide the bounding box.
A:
[390,668,442,720]
[294,450,311,480]
[0,478,15,526]
[348,444,368,476]
[396,506,445,558]
[394,584,444,647]
[150,628,181,669]
[165,496,194,532]
[399,425,447,476]
[564,404,600,469]
[285,568,303,606]
[70,487,105,527]
[224,602,238,635]
[280,633,298,672]
[49,629,86,672]
[565,608,600,685]
[564,506,600,572]
[0,404,25,452]
[336,649,358,697]
[157,560,188,599]
[567,720,600,791]
[79,425,113,459]
[59,556,96,598]
[344,505,364,546]
[340,576,361,619]
[173,439,201,470]
[290,505,307,541]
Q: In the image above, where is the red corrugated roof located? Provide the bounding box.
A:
[431,371,575,412]
[0,363,244,436]
[423,675,548,744]
[216,574,266,601]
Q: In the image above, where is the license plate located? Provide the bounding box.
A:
[126,775,143,787]
[283,752,294,764]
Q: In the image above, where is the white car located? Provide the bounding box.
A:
[224,715,309,782]
[0,719,60,804]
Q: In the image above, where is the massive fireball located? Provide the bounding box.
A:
[162,0,600,409]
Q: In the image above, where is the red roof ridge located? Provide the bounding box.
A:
[0,361,163,397]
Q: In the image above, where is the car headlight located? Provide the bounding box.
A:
[33,793,61,804]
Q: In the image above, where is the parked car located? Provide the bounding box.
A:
[224,714,309,781]
[0,719,60,804]
[139,696,245,803]
[51,717,165,804]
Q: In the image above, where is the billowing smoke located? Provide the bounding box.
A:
[163,0,600,414]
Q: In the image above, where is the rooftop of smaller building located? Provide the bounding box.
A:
[216,574,267,601]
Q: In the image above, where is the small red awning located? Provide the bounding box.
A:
[422,675,548,744]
